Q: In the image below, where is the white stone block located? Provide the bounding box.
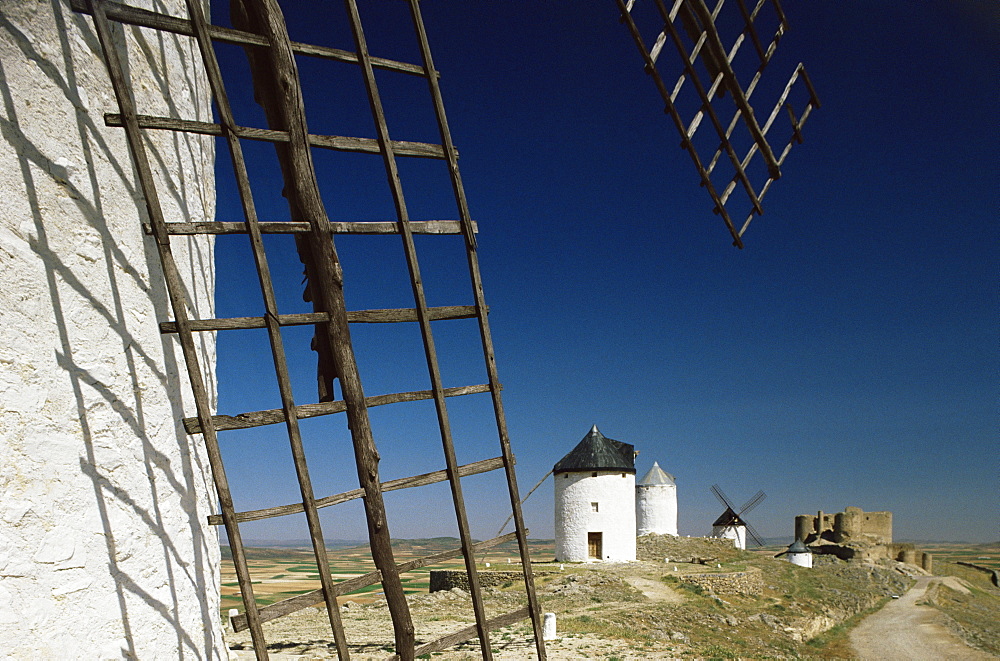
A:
[543,612,558,640]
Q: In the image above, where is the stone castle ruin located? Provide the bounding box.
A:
[795,506,932,571]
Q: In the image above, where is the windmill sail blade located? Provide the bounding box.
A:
[711,484,735,510]
[739,490,767,515]
[744,520,766,547]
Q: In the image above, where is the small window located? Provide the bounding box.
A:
[592,472,597,477]
[591,502,599,512]
[621,473,626,477]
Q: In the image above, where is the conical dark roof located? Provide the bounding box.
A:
[553,425,636,474]
[712,506,747,527]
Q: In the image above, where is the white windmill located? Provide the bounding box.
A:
[710,484,766,550]
[636,462,678,536]
[553,426,637,562]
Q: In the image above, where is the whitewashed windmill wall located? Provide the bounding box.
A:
[712,515,748,550]
[553,426,636,562]
[636,461,677,536]
[780,539,813,568]
[0,2,221,656]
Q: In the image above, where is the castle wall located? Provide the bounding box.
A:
[797,507,892,545]
[555,471,636,562]
[835,507,892,544]
[0,2,220,657]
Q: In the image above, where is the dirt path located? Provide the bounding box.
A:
[850,576,993,660]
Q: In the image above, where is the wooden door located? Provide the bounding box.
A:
[588,532,603,560]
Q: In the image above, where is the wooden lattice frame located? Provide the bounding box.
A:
[617,0,820,247]
[73,1,546,659]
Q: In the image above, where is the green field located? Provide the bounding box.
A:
[919,541,1000,571]
[220,537,554,613]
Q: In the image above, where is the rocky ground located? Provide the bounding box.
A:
[225,536,997,659]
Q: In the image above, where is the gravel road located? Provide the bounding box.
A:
[849,576,993,660]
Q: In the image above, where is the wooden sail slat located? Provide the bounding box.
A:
[228,0,416,653]
[159,305,480,334]
[146,219,474,236]
[231,531,521,632]
[80,0,548,657]
[183,384,493,434]
[69,0,429,77]
[208,455,508,525]
[685,0,782,179]
[104,113,450,159]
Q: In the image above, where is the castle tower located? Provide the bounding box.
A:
[636,462,678,536]
[553,426,636,562]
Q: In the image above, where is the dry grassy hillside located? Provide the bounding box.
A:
[224,535,1000,659]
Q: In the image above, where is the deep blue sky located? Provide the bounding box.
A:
[209,2,998,545]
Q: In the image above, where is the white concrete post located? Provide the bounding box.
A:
[543,612,558,641]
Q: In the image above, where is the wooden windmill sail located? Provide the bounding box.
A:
[711,484,766,548]
[66,0,823,658]
[73,1,544,659]
[615,0,820,247]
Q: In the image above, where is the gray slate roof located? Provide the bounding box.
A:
[553,425,636,474]
[786,539,811,554]
[638,461,675,486]
[775,538,812,557]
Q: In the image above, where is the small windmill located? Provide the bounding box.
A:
[710,484,766,549]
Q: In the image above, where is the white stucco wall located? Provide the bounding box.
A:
[787,552,813,568]
[636,483,678,536]
[712,525,746,550]
[0,1,221,657]
[555,471,636,562]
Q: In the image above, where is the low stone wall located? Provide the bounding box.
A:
[430,570,530,592]
[957,561,1000,587]
[680,567,763,596]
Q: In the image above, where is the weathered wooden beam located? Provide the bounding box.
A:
[145,219,474,235]
[185,0,354,654]
[104,113,450,159]
[227,3,415,650]
[69,0,430,77]
[183,383,493,434]
[389,607,532,660]
[686,0,781,178]
[207,456,509,525]
[159,305,480,334]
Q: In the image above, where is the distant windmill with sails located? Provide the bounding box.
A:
[710,484,766,549]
